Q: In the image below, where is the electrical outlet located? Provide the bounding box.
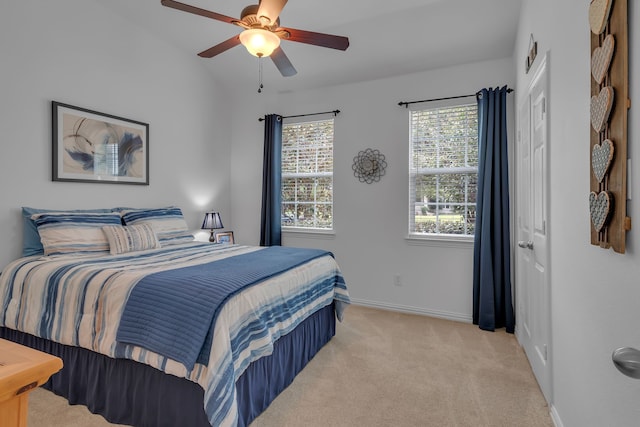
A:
[393,274,402,287]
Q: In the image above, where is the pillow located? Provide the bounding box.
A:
[22,207,113,257]
[102,224,160,255]
[120,207,194,246]
[31,212,122,256]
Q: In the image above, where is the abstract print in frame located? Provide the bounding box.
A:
[52,101,149,184]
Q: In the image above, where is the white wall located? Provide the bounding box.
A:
[0,0,232,267]
[230,58,514,321]
[515,1,640,426]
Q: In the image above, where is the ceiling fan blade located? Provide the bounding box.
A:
[161,0,237,24]
[271,46,297,77]
[283,28,349,51]
[198,36,241,58]
[257,0,288,25]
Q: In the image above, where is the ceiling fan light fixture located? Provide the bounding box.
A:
[239,28,280,57]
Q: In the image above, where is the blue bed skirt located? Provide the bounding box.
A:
[0,303,335,427]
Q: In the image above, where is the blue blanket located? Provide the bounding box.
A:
[115,246,332,370]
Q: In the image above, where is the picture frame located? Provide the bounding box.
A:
[52,101,149,184]
[215,231,234,244]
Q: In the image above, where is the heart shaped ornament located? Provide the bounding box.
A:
[589,191,613,232]
[589,0,613,35]
[591,34,615,84]
[592,139,615,183]
[590,86,614,133]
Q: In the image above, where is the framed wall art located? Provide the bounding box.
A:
[52,101,149,184]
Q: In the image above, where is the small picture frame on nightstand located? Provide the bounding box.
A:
[215,231,234,244]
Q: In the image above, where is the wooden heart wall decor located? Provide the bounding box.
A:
[590,86,614,132]
[589,0,630,253]
[591,34,615,84]
[589,191,613,232]
[591,139,614,183]
[589,0,613,35]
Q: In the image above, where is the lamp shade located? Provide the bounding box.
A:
[202,212,223,230]
[239,28,280,57]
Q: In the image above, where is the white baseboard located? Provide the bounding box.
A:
[349,298,473,323]
[550,405,564,427]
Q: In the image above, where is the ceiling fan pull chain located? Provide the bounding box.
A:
[257,57,264,93]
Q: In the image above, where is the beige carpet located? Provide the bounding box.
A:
[27,305,553,427]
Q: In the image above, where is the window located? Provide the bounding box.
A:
[409,103,478,237]
[281,119,334,230]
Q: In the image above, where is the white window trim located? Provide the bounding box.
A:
[282,227,336,239]
[405,233,474,248]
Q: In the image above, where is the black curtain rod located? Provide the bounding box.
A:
[259,109,340,121]
[398,88,513,108]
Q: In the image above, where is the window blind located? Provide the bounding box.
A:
[409,103,478,236]
[282,119,334,229]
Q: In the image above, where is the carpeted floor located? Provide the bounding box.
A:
[27,305,553,427]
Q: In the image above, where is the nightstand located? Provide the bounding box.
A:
[0,339,63,427]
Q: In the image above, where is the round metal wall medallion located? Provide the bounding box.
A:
[352,148,387,184]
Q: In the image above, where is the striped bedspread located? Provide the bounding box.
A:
[0,243,350,426]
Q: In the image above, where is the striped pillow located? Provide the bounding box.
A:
[120,207,194,246]
[102,224,160,255]
[31,212,122,256]
[22,207,113,257]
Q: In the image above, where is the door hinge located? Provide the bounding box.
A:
[543,344,548,361]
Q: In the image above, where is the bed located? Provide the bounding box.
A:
[0,207,349,426]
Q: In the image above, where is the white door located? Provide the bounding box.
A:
[516,53,551,403]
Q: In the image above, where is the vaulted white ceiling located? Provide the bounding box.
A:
[98,0,522,93]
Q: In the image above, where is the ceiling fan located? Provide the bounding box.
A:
[161,0,350,77]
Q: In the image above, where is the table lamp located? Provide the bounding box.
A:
[201,212,223,242]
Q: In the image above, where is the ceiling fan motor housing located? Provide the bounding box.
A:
[240,4,279,29]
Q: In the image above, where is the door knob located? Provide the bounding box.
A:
[612,347,640,379]
[517,240,534,249]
